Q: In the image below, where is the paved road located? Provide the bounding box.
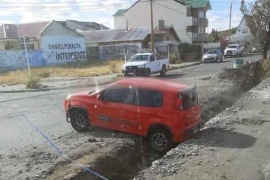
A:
[0,54,261,162]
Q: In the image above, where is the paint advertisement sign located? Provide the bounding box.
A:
[41,36,86,64]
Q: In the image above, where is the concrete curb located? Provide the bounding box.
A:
[169,61,201,71]
[0,61,201,93]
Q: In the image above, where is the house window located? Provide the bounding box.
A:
[242,28,248,34]
[187,7,192,17]
[198,11,205,18]
[20,44,35,50]
[187,26,192,32]
[5,45,10,50]
[199,26,204,34]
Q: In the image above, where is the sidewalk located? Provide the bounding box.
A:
[0,61,201,93]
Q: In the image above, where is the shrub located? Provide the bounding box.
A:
[108,61,118,73]
[37,70,51,78]
[169,53,178,64]
[25,76,41,89]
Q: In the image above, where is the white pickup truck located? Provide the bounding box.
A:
[122,53,169,76]
[224,44,243,58]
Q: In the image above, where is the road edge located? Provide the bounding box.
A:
[0,61,202,93]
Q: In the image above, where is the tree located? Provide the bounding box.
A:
[240,0,270,59]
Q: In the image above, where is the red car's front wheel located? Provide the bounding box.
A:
[70,109,89,132]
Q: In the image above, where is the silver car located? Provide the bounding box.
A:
[202,49,223,63]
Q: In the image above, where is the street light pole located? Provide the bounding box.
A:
[150,0,154,53]
[228,0,233,45]
[23,36,31,79]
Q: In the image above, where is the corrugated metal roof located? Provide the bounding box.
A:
[16,21,50,38]
[66,20,110,30]
[113,9,127,17]
[0,24,19,39]
[78,27,151,43]
[4,24,18,39]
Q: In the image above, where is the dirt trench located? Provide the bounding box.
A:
[61,62,265,180]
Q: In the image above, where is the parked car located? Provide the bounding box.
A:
[239,44,246,52]
[251,47,258,53]
[64,78,201,152]
[224,44,243,58]
[122,53,169,77]
[202,49,223,63]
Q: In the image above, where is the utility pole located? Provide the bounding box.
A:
[228,0,233,45]
[21,36,31,79]
[150,0,154,53]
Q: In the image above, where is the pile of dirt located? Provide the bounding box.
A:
[219,60,265,91]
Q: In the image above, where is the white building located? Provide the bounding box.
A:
[113,0,211,44]
[231,16,253,43]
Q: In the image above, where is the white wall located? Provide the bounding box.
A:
[231,17,252,42]
[40,21,87,63]
[115,1,192,43]
[114,16,126,30]
[41,36,86,64]
[41,21,83,37]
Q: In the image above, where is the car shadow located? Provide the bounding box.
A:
[203,60,229,63]
[83,126,140,140]
[153,73,186,79]
[194,127,256,149]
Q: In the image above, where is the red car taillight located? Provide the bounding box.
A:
[174,95,183,110]
[176,86,198,110]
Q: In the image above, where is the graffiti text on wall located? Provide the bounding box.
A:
[0,50,44,69]
[41,36,86,63]
[99,43,141,60]
[56,51,86,60]
[48,43,81,50]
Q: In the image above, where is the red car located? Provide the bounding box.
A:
[64,78,201,151]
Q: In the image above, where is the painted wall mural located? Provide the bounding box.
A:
[0,50,44,70]
[99,43,141,60]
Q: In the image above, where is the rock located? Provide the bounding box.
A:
[9,154,17,159]
[18,170,23,174]
[209,147,215,151]
[214,164,218,167]
[192,152,198,156]
[63,173,77,179]
[88,138,98,143]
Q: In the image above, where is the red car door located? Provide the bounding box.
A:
[123,88,164,136]
[93,86,132,131]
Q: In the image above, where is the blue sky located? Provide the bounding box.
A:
[0,0,253,32]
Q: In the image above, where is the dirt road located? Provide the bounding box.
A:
[0,55,262,180]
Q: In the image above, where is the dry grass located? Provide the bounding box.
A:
[0,60,124,85]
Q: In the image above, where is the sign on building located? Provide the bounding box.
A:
[41,36,86,64]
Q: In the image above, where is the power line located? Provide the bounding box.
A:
[153,1,187,15]
[0,3,130,12]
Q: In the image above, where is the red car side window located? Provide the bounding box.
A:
[132,88,163,107]
[102,87,130,104]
